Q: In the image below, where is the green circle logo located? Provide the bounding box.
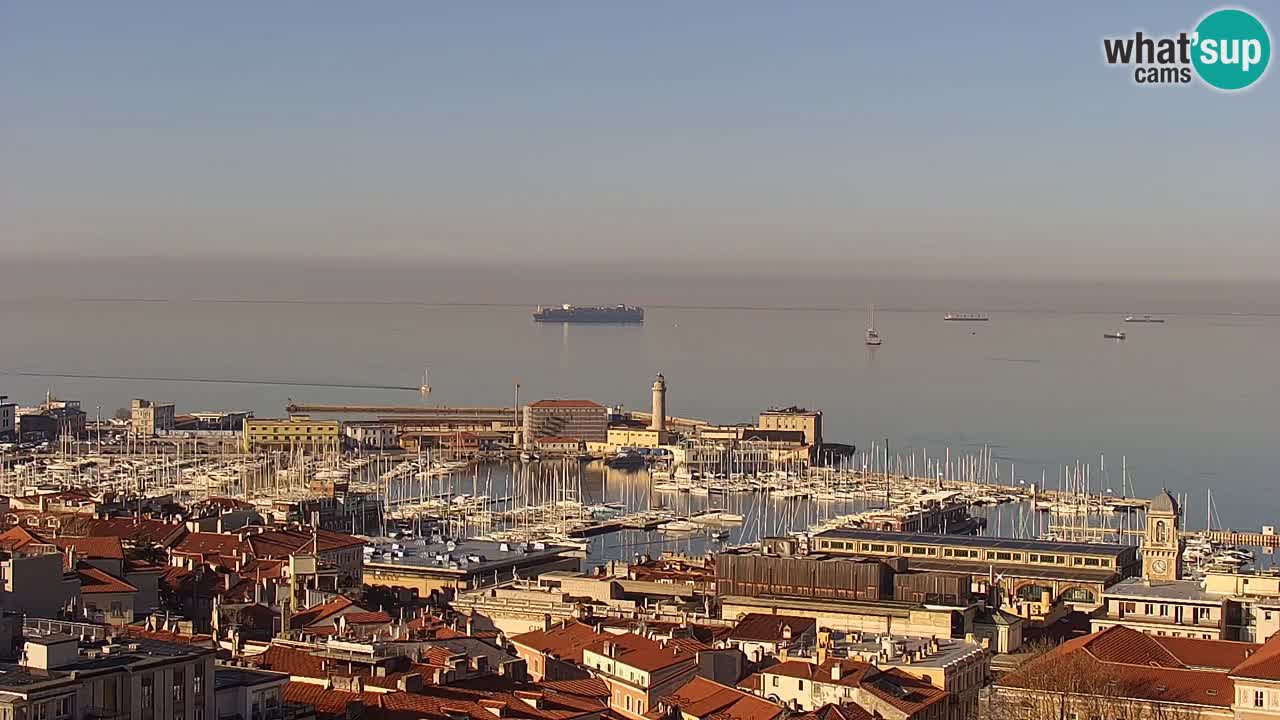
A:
[1192,8,1271,90]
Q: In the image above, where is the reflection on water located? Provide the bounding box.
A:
[390,461,1078,568]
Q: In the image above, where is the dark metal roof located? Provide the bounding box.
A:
[816,528,1133,557]
[215,666,288,690]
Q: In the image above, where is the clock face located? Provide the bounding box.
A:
[1153,559,1168,574]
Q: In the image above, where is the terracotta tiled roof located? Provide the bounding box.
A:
[120,626,216,646]
[406,614,467,639]
[510,620,609,664]
[246,528,365,558]
[173,531,245,560]
[58,516,187,546]
[53,536,125,560]
[535,678,610,698]
[76,564,138,594]
[528,400,603,409]
[0,525,54,551]
[790,704,875,720]
[763,659,945,715]
[249,645,326,679]
[729,613,815,644]
[282,681,381,718]
[342,611,394,625]
[583,632,698,673]
[1231,629,1280,680]
[423,646,464,668]
[765,659,875,688]
[1085,623,1183,666]
[290,596,356,629]
[859,669,949,714]
[240,558,286,579]
[661,676,785,720]
[999,626,1236,708]
[125,559,166,573]
[378,684,606,720]
[1154,635,1258,670]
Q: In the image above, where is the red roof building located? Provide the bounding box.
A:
[510,620,612,681]
[581,633,701,720]
[759,658,949,720]
[996,625,1280,720]
[657,676,785,720]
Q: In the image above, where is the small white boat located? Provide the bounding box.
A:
[865,305,882,346]
[1104,331,1127,340]
[660,520,699,533]
[690,510,746,525]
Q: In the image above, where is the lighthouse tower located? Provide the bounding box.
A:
[650,373,667,433]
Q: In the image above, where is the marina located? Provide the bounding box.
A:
[5,420,1274,576]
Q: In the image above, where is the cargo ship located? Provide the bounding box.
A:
[1124,314,1165,323]
[944,313,989,321]
[533,304,644,323]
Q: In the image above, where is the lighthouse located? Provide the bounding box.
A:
[650,373,667,433]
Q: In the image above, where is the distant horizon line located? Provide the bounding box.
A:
[3,296,1277,318]
[3,252,1279,285]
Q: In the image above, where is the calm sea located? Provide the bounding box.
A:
[2,293,1277,531]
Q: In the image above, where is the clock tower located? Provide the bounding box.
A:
[1142,489,1182,581]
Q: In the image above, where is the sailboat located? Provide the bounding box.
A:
[865,305,882,346]
[419,367,432,396]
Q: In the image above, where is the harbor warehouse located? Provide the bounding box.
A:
[241,416,341,452]
[523,400,607,444]
[363,540,580,599]
[812,528,1138,611]
[757,407,823,446]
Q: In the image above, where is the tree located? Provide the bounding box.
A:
[989,639,1199,720]
[113,407,131,421]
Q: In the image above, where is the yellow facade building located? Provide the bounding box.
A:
[757,407,823,446]
[241,416,341,452]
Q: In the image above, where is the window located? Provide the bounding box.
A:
[194,710,204,720]
[142,678,154,709]
[798,680,805,691]
[772,676,779,687]
[174,669,185,702]
[55,698,69,719]
[1016,584,1054,602]
[193,671,203,696]
[1256,690,1266,708]
[1061,587,1096,604]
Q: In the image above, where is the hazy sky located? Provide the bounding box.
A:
[1,2,1276,279]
